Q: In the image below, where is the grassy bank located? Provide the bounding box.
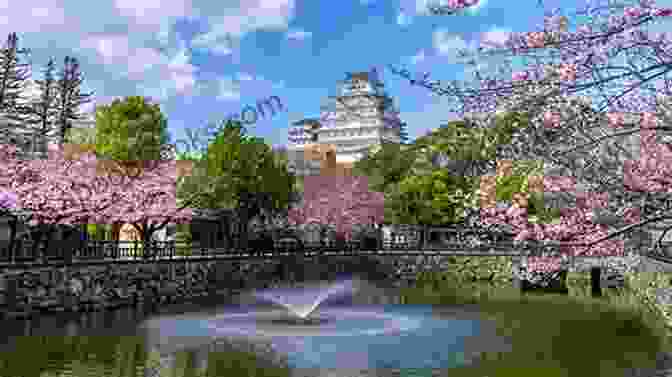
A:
[399,270,672,377]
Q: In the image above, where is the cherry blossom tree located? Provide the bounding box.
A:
[0,143,122,256]
[480,171,642,285]
[96,157,194,246]
[287,175,385,243]
[0,190,19,255]
[389,1,672,279]
[0,143,196,257]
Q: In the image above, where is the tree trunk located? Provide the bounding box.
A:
[238,207,250,253]
[222,216,235,252]
[112,222,122,241]
[7,216,17,259]
[39,225,56,263]
[30,225,46,261]
[138,226,155,259]
[591,267,601,297]
[418,224,427,250]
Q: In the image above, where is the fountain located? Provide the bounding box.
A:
[140,278,505,374]
[252,278,358,321]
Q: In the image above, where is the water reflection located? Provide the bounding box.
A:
[0,281,500,377]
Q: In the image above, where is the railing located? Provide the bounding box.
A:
[0,226,664,266]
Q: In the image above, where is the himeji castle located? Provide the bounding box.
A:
[286,69,404,176]
[285,69,421,246]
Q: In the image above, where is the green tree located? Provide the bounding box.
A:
[25,58,59,155]
[493,158,562,225]
[89,96,173,241]
[54,56,93,144]
[355,112,535,231]
[352,140,419,193]
[386,170,481,226]
[178,121,297,250]
[94,95,171,169]
[0,33,33,150]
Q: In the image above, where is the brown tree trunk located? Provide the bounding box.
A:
[111,222,122,241]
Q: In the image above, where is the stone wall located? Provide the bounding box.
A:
[0,255,401,317]
[0,252,644,318]
[0,255,516,317]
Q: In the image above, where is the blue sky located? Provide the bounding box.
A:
[7,0,672,155]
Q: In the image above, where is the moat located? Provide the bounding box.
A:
[0,278,513,377]
[0,271,670,377]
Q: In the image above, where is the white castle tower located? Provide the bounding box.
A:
[287,69,403,171]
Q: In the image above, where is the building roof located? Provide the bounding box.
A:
[348,72,370,81]
[292,118,321,127]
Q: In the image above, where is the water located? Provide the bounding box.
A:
[252,278,359,319]
[0,279,505,377]
[145,304,480,370]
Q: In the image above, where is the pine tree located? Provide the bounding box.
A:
[0,32,33,152]
[54,56,93,145]
[24,58,59,156]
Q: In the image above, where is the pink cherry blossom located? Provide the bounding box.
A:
[525,32,545,48]
[623,7,644,20]
[640,112,658,128]
[654,8,672,17]
[288,175,385,241]
[543,111,561,128]
[512,71,529,82]
[0,143,192,240]
[391,2,672,277]
[558,63,577,81]
[606,112,625,128]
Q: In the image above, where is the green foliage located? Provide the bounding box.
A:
[66,124,97,145]
[385,170,481,225]
[86,223,107,240]
[178,120,297,221]
[352,141,418,192]
[356,113,530,226]
[94,96,170,162]
[176,150,204,161]
[174,224,193,256]
[493,158,563,224]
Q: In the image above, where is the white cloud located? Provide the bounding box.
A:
[78,34,197,99]
[397,11,412,26]
[113,0,194,29]
[217,77,241,101]
[0,0,68,35]
[410,50,426,64]
[0,0,299,132]
[480,26,511,48]
[238,72,255,81]
[414,0,433,15]
[286,29,312,40]
[432,29,477,59]
[191,0,296,55]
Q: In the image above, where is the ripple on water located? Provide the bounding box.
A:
[144,305,486,371]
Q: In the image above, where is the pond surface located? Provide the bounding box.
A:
[2,275,667,377]
[0,279,512,377]
[144,304,483,370]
